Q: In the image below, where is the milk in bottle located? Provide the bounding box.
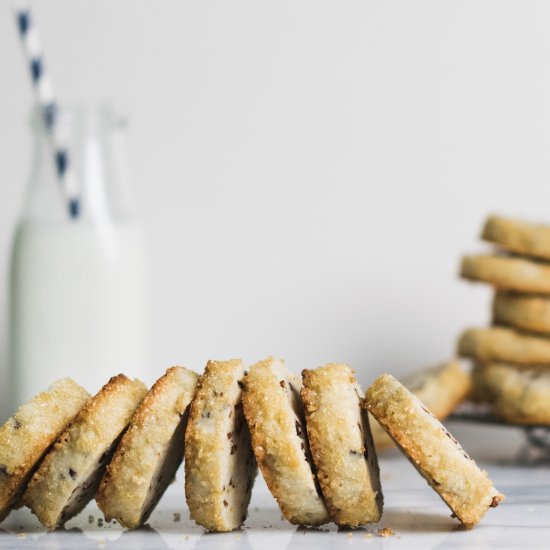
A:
[8,105,150,408]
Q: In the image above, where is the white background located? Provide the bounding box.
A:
[1,1,550,424]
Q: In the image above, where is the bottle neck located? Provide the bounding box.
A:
[22,105,138,225]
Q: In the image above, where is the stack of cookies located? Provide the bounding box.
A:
[459,214,550,425]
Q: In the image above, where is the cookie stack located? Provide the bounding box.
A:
[459,214,550,425]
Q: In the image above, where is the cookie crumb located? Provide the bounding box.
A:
[346,532,353,539]
[16,533,26,539]
[490,496,501,508]
[378,527,394,537]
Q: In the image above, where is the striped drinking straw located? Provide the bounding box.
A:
[15,7,80,219]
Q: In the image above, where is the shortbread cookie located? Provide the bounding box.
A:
[242,358,329,526]
[0,379,89,522]
[471,363,550,424]
[493,291,550,335]
[461,255,550,294]
[23,375,147,529]
[482,215,550,261]
[371,361,471,452]
[185,359,257,532]
[97,367,198,528]
[458,326,550,364]
[301,364,382,527]
[365,374,504,528]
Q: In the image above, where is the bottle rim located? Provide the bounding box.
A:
[29,102,128,132]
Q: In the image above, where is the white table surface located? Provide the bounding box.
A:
[1,423,548,549]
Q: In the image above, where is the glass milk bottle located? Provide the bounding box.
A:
[9,105,151,408]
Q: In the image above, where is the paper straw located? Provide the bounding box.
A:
[15,7,80,219]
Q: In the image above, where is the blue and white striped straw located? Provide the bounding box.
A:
[15,7,80,219]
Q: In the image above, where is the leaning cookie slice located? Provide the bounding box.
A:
[23,375,147,530]
[0,379,90,522]
[482,214,550,261]
[364,374,504,528]
[185,359,257,532]
[243,358,329,526]
[460,254,550,294]
[301,364,382,527]
[458,326,550,364]
[97,367,198,528]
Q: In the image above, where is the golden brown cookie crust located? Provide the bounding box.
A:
[242,358,329,526]
[461,254,550,294]
[493,292,550,335]
[23,375,147,530]
[364,374,503,528]
[471,362,550,424]
[97,367,198,528]
[301,364,382,527]
[0,379,89,522]
[482,215,550,261]
[458,326,550,364]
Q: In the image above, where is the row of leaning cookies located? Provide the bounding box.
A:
[460,214,550,424]
[0,359,503,532]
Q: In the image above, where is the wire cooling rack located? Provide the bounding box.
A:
[449,402,550,461]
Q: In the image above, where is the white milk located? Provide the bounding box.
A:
[9,220,150,407]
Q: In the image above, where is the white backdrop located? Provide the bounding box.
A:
[1,1,550,426]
